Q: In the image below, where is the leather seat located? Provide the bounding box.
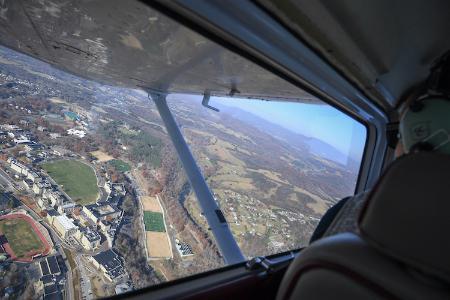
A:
[277,153,450,299]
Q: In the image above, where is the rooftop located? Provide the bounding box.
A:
[93,249,125,279]
[80,226,101,242]
[47,256,61,275]
[86,203,120,217]
[54,215,77,231]
[41,274,54,284]
[46,208,60,217]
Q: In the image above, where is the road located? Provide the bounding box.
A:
[58,245,74,300]
[75,255,93,300]
[0,167,16,191]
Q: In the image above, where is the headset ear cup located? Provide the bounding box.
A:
[409,142,434,153]
[400,98,450,155]
[409,100,424,112]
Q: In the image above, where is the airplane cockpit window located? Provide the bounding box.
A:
[167,95,366,259]
[0,1,367,299]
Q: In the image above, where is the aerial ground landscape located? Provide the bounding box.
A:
[0,45,360,299]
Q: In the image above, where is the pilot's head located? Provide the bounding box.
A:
[396,50,450,157]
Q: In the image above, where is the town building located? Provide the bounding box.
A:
[22,178,33,189]
[49,133,61,139]
[43,190,64,207]
[83,203,122,224]
[76,226,101,250]
[112,183,126,195]
[90,250,126,282]
[45,208,60,224]
[39,255,65,300]
[51,146,69,156]
[13,135,31,144]
[98,220,111,232]
[24,143,44,152]
[33,181,51,195]
[10,160,29,176]
[57,203,76,214]
[175,239,194,257]
[52,215,78,238]
[37,198,45,209]
[27,171,41,182]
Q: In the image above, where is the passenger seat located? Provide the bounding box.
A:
[277,152,450,299]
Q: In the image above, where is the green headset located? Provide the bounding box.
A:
[399,51,450,154]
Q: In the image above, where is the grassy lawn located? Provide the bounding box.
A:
[0,219,44,258]
[109,159,131,172]
[43,160,99,205]
[143,211,165,232]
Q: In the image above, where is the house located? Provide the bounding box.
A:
[51,146,69,156]
[67,128,86,138]
[24,143,44,152]
[13,135,31,144]
[49,133,61,139]
[112,183,126,195]
[104,182,111,195]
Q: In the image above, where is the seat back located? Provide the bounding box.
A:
[277,153,450,300]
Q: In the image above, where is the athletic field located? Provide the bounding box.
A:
[43,159,99,205]
[143,211,166,232]
[0,214,50,261]
[109,159,131,172]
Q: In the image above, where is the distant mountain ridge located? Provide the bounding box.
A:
[217,103,358,168]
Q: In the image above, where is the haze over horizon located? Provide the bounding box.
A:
[210,97,366,162]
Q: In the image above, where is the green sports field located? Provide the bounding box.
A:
[143,211,166,232]
[43,159,99,205]
[0,218,44,258]
[109,159,131,172]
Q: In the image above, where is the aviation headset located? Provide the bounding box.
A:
[399,50,450,154]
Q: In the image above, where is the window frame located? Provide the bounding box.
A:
[132,0,390,295]
[146,0,389,193]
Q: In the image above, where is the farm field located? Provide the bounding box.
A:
[90,150,114,162]
[141,196,162,213]
[43,159,99,205]
[146,232,171,258]
[143,211,165,232]
[109,159,131,172]
[0,218,45,259]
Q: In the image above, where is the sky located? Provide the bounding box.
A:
[209,96,367,160]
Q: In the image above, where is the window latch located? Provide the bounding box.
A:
[246,253,295,274]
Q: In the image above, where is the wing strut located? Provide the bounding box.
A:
[150,91,245,265]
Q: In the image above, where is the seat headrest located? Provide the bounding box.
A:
[359,152,450,282]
